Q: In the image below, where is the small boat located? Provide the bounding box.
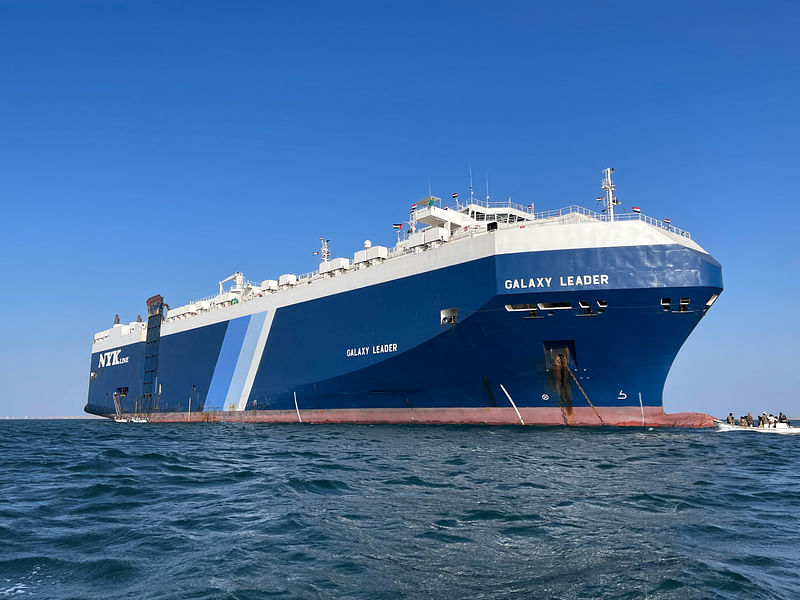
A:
[130,416,149,424]
[114,416,130,423]
[714,420,799,434]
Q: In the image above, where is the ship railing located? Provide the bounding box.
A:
[386,204,692,257]
[531,204,603,220]
[454,197,532,213]
[188,293,218,304]
[611,212,691,238]
[457,204,691,238]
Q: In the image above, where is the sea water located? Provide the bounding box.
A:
[1,420,798,599]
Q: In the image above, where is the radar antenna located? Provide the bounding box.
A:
[601,167,619,222]
[315,237,330,262]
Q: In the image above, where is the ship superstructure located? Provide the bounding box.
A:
[86,169,722,426]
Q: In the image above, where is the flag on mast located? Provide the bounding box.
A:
[632,206,641,213]
[392,223,402,230]
[451,192,458,199]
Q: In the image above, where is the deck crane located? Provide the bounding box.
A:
[218,271,245,294]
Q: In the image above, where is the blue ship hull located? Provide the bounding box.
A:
[85,244,722,426]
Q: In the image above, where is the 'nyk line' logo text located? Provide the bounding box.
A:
[98,350,129,368]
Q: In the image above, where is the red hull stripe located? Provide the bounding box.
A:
[105,407,715,427]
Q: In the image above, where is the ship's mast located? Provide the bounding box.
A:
[319,237,330,262]
[601,167,618,222]
[469,164,475,202]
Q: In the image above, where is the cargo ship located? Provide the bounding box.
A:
[85,169,722,426]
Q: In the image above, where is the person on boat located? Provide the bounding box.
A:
[747,412,754,426]
[726,413,735,425]
[779,412,789,424]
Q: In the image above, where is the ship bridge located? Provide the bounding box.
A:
[413,196,534,235]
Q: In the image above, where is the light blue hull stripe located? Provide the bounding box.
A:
[205,315,251,409]
[224,311,267,410]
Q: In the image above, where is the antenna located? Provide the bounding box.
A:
[601,167,618,222]
[469,164,474,201]
[485,172,490,202]
[314,237,330,262]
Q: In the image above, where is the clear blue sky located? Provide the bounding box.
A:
[1,1,798,418]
